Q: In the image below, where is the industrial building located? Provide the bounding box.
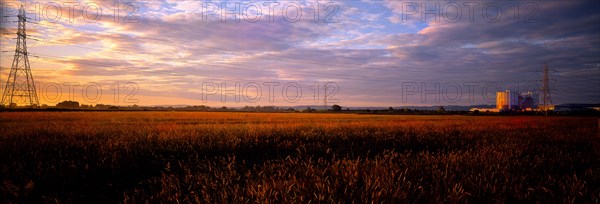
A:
[496,90,539,111]
[496,90,519,111]
[518,92,539,111]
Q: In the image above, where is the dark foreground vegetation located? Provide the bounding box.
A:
[0,112,598,203]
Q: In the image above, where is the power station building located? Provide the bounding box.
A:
[518,92,539,111]
[496,91,519,110]
[496,90,539,111]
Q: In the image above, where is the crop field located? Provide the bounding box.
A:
[0,112,598,203]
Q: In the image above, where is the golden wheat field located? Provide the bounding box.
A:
[0,112,598,203]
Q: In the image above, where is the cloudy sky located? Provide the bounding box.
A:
[0,0,598,107]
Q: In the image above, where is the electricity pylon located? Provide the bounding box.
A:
[540,63,553,115]
[1,5,39,107]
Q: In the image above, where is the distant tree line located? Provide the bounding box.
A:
[2,101,598,116]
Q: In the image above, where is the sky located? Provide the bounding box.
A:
[0,0,599,107]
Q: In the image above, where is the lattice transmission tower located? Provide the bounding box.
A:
[540,63,553,114]
[1,5,39,107]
